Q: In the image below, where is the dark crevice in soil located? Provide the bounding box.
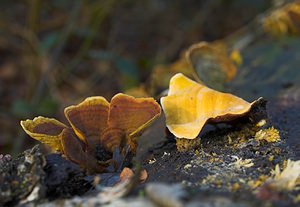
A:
[44,154,92,200]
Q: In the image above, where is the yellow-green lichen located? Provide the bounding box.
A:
[231,156,254,169]
[255,127,280,143]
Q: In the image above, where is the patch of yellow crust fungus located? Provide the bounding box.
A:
[176,138,200,152]
[254,127,280,143]
[225,124,260,148]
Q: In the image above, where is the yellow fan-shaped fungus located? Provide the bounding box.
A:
[160,73,258,139]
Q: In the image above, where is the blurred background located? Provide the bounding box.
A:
[0,0,275,154]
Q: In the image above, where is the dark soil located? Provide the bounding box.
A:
[43,154,92,200]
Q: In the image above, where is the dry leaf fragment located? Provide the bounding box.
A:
[270,159,300,191]
[256,159,300,200]
[119,167,148,183]
[119,167,134,182]
[139,169,148,183]
[161,73,259,139]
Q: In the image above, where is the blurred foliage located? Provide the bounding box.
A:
[263,1,300,37]
[0,0,273,154]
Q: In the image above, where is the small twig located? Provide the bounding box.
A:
[28,0,41,33]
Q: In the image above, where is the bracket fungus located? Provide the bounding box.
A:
[160,73,260,139]
[21,93,161,173]
[186,41,237,90]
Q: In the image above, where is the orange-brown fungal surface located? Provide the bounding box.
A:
[161,73,258,139]
[106,93,161,152]
[61,128,109,174]
[20,93,161,173]
[64,97,109,150]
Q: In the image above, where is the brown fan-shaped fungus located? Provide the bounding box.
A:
[21,93,161,173]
